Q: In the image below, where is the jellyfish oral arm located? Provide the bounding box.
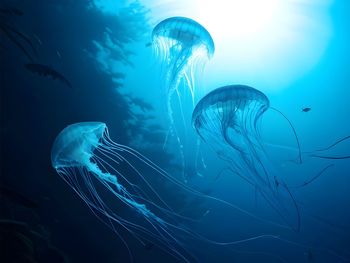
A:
[85,159,122,191]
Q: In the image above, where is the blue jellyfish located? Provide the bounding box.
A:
[152,17,214,106]
[152,17,214,180]
[51,122,203,262]
[192,85,301,231]
[51,122,285,262]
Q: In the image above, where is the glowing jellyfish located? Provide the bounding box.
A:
[152,17,214,180]
[51,122,206,262]
[152,16,214,106]
[192,85,301,231]
[51,122,284,262]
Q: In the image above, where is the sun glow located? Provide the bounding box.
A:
[142,0,333,91]
[194,0,279,38]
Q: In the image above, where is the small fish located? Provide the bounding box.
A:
[145,42,152,47]
[302,107,311,112]
[25,63,72,88]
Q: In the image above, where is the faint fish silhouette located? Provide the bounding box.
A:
[25,63,72,88]
[302,107,311,112]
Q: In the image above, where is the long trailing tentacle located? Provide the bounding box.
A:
[310,154,350,160]
[312,135,350,152]
[290,164,334,188]
[58,156,288,263]
[280,181,301,232]
[307,135,350,160]
[262,137,350,161]
[270,107,302,164]
[103,132,298,231]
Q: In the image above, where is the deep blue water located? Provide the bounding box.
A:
[1,1,349,262]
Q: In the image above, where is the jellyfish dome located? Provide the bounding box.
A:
[192,85,300,231]
[192,85,269,141]
[52,122,105,169]
[152,16,215,57]
[152,17,215,181]
[52,122,304,261]
[51,122,204,262]
[152,16,214,108]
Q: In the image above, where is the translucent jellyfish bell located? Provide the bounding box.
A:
[52,122,105,169]
[152,17,214,96]
[152,17,215,181]
[192,85,301,231]
[51,122,199,261]
[51,122,286,261]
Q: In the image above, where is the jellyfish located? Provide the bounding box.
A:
[152,17,214,180]
[152,17,214,107]
[192,85,302,231]
[51,122,289,262]
[51,122,201,262]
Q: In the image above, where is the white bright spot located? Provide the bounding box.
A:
[194,0,279,38]
[142,0,334,92]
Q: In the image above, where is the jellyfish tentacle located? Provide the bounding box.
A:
[58,168,137,261]
[290,164,334,188]
[192,85,301,231]
[152,17,214,179]
[96,146,201,224]
[310,154,350,160]
[312,135,350,152]
[52,122,313,262]
[103,130,298,230]
[303,135,350,159]
[269,107,302,164]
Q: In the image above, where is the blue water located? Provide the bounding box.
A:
[1,1,349,262]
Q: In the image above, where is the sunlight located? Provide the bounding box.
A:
[194,0,279,38]
[142,0,333,91]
